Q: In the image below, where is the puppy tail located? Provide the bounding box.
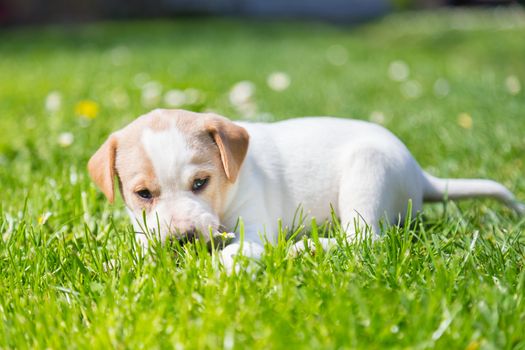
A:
[422,172,524,215]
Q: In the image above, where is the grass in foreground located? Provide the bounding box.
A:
[1,9,525,349]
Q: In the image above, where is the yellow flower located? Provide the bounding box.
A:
[75,100,99,119]
[38,212,52,225]
[465,340,480,350]
[457,113,473,129]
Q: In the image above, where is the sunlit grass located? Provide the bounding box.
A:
[0,8,524,348]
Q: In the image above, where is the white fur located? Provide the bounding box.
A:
[134,116,522,268]
[132,125,220,242]
[222,118,424,241]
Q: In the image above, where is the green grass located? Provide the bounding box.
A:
[1,8,525,349]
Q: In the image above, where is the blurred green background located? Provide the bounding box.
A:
[1,6,525,349]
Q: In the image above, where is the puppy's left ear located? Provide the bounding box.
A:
[87,134,118,203]
[206,116,249,182]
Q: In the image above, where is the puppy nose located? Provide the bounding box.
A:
[183,227,197,241]
[173,227,197,245]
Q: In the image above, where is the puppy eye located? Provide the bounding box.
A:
[136,189,153,200]
[192,177,209,192]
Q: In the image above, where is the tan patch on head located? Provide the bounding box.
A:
[113,110,174,209]
[188,130,230,216]
[89,109,249,223]
[165,109,250,181]
[168,110,249,216]
[156,110,232,216]
[203,116,249,182]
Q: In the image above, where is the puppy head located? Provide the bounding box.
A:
[87,109,249,244]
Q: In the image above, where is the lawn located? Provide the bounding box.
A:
[1,8,525,349]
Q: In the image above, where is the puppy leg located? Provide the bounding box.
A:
[218,224,268,273]
[219,240,265,273]
[290,144,423,257]
[338,143,423,240]
[288,237,338,257]
[289,183,389,256]
[289,147,390,257]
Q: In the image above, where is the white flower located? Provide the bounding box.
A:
[223,328,235,350]
[369,111,386,124]
[45,91,62,113]
[109,46,130,66]
[505,75,521,95]
[69,167,78,185]
[433,78,450,98]
[388,60,410,82]
[236,101,258,119]
[164,89,187,107]
[133,72,150,88]
[267,72,291,91]
[184,88,202,105]
[141,81,162,107]
[38,212,52,225]
[229,81,255,106]
[58,132,74,148]
[400,80,422,99]
[219,232,236,240]
[109,88,130,109]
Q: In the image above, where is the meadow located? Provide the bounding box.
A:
[0,8,524,349]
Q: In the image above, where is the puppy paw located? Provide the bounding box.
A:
[288,238,339,258]
[218,251,237,274]
[218,242,264,275]
[218,251,261,276]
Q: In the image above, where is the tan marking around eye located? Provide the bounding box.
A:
[112,111,169,208]
[171,110,238,217]
[108,109,243,219]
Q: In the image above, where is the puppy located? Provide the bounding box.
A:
[88,109,524,267]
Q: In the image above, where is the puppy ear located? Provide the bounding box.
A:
[206,117,249,182]
[87,134,118,203]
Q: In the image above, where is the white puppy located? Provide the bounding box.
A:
[88,109,523,267]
